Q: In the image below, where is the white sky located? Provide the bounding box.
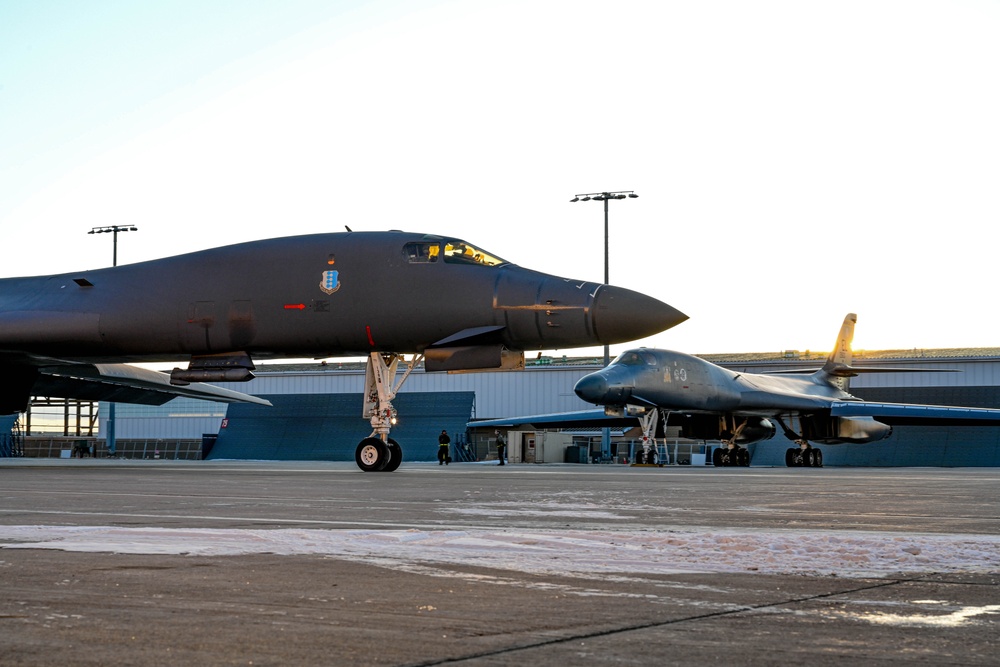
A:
[2,0,999,357]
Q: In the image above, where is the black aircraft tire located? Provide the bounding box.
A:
[812,448,823,468]
[785,448,796,467]
[737,448,750,467]
[356,437,390,472]
[712,448,724,467]
[803,449,816,467]
[383,438,403,472]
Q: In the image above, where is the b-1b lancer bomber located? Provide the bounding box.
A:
[479,313,1000,467]
[0,230,687,470]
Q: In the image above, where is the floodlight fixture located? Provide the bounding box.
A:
[87,225,139,268]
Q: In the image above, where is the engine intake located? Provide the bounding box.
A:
[676,415,776,445]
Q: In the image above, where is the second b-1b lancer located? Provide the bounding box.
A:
[478,313,1000,467]
[0,230,686,470]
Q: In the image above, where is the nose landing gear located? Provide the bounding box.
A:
[355,352,421,472]
[355,436,402,472]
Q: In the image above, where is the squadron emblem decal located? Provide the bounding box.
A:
[320,254,340,295]
[320,269,340,295]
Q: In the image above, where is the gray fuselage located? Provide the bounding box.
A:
[0,231,686,364]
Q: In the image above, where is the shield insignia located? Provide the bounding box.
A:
[320,270,340,295]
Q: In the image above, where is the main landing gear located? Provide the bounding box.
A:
[355,352,421,472]
[785,441,824,467]
[775,418,823,467]
[711,418,751,467]
[712,443,750,467]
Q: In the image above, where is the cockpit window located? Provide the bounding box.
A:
[442,241,507,267]
[403,242,441,263]
[613,350,658,366]
[404,240,506,266]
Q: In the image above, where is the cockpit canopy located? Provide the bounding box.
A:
[403,240,508,267]
[613,349,659,367]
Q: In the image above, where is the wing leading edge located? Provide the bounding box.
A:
[830,401,1000,426]
[32,363,272,407]
[471,409,632,429]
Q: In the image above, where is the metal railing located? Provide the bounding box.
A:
[21,438,204,460]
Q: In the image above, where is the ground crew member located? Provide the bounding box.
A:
[438,429,451,465]
[495,429,506,466]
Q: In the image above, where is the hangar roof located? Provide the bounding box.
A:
[254,348,1000,375]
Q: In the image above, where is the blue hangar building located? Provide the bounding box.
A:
[14,348,1000,466]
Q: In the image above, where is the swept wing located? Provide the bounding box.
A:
[2,353,270,408]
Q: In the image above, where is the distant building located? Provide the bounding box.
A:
[12,349,1000,465]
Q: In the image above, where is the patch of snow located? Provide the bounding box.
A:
[1,525,998,578]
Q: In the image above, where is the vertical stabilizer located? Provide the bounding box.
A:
[818,313,857,391]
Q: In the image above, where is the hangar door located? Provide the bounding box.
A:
[209,392,475,462]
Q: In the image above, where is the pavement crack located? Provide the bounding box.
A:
[402,577,917,666]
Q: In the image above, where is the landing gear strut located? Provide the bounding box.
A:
[355,352,421,472]
[633,409,662,465]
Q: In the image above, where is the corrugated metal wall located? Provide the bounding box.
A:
[239,365,599,418]
[99,357,1000,448]
[208,392,475,462]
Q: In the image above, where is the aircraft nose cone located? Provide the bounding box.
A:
[592,286,687,344]
[574,372,609,404]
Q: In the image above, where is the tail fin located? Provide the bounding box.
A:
[817,313,857,391]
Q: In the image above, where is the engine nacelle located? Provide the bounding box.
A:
[424,345,525,373]
[676,415,776,445]
[799,416,892,444]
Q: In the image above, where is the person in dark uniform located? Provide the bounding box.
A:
[495,429,506,466]
[438,429,451,465]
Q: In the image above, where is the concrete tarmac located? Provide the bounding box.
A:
[1,459,998,666]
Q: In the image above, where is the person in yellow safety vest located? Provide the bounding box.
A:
[495,429,506,466]
[438,429,451,465]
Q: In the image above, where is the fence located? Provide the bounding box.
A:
[21,438,204,460]
[567,436,711,465]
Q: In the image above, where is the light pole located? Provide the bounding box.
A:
[569,192,638,365]
[88,225,138,267]
[88,225,138,456]
[570,191,638,461]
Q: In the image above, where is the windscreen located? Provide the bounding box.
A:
[403,240,507,267]
[442,241,507,267]
[612,350,658,366]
